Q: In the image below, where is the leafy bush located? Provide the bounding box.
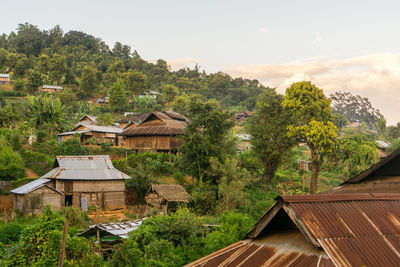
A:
[109,209,252,267]
[1,207,103,266]
[125,163,154,203]
[0,89,25,97]
[190,184,218,215]
[0,144,25,181]
[56,139,87,156]
[0,222,24,244]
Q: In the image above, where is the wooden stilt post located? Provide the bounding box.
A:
[58,217,68,267]
[97,228,101,246]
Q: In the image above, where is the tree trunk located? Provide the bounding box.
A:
[262,161,272,184]
[310,160,321,194]
[308,145,321,194]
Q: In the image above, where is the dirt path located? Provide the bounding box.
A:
[25,168,39,178]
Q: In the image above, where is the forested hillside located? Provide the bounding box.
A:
[0,23,268,111]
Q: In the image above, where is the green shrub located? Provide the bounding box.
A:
[0,222,24,244]
[0,89,26,97]
[0,144,25,181]
[56,139,87,156]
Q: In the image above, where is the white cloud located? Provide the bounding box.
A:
[313,32,323,45]
[260,27,269,33]
[224,53,400,125]
[166,58,197,71]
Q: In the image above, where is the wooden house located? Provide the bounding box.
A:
[11,155,131,215]
[188,193,400,266]
[0,74,10,85]
[145,184,191,213]
[41,85,63,93]
[119,111,188,152]
[58,123,123,146]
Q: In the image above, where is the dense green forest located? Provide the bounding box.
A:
[1,23,400,266]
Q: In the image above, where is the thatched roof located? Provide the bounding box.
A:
[120,111,188,136]
[150,184,191,203]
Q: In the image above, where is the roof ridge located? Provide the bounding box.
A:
[279,193,400,203]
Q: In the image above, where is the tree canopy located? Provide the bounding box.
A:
[283,81,337,194]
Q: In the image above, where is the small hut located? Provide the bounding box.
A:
[0,74,10,85]
[78,219,145,251]
[58,124,123,146]
[41,85,63,93]
[145,184,191,213]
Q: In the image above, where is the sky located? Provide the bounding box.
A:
[2,0,400,124]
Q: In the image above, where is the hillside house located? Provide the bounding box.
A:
[139,90,161,99]
[78,115,97,125]
[58,123,123,146]
[41,85,63,93]
[236,134,251,151]
[0,74,10,85]
[145,184,191,213]
[11,155,131,215]
[119,111,188,152]
[376,140,391,158]
[188,193,400,266]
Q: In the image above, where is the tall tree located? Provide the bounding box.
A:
[282,81,337,194]
[79,66,98,99]
[108,80,128,112]
[26,69,43,94]
[248,89,295,184]
[330,91,383,128]
[123,70,147,96]
[49,54,66,84]
[180,99,234,185]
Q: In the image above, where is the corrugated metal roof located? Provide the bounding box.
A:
[236,134,251,141]
[191,193,400,267]
[36,155,131,180]
[74,123,123,134]
[79,219,145,239]
[79,115,97,122]
[42,85,63,90]
[0,74,10,78]
[186,231,334,267]
[10,178,63,195]
[246,194,400,267]
[57,130,90,136]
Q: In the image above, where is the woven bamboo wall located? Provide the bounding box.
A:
[72,180,125,192]
[124,136,172,151]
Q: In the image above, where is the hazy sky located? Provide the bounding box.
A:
[2,0,400,124]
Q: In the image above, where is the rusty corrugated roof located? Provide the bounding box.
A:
[186,231,335,267]
[189,193,400,267]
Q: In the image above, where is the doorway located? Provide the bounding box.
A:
[65,195,73,206]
